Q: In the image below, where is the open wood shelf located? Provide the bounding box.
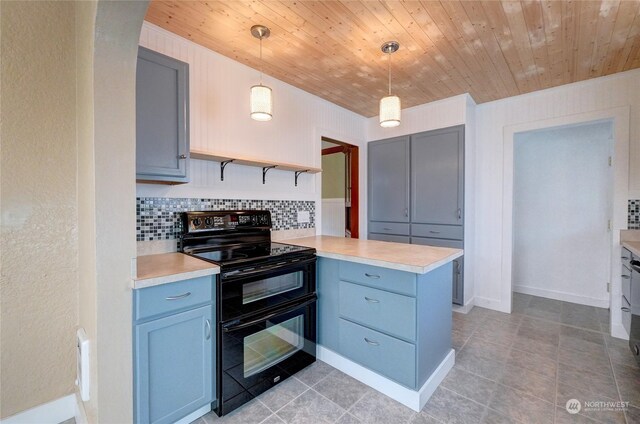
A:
[190,149,322,184]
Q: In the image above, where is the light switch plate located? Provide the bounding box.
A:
[297,210,310,223]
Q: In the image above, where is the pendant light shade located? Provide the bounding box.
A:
[250,25,272,122]
[379,95,401,128]
[379,41,401,128]
[250,84,272,121]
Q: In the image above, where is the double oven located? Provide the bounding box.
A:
[181,210,317,415]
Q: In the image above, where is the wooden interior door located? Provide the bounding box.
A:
[322,138,359,238]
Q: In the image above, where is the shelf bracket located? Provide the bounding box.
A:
[262,165,277,184]
[294,170,309,186]
[219,160,235,181]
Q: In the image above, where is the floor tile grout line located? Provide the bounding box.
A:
[436,384,530,424]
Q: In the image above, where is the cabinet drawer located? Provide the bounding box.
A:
[410,237,463,249]
[339,281,416,342]
[368,233,410,244]
[622,248,632,268]
[411,223,462,240]
[622,296,631,335]
[339,318,415,388]
[339,261,416,296]
[135,276,213,321]
[369,222,410,236]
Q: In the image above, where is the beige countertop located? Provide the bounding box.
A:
[133,253,219,289]
[622,241,640,258]
[286,236,463,274]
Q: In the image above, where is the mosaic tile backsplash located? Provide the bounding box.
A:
[137,197,315,241]
[629,200,640,229]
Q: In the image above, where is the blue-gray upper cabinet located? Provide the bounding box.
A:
[368,136,410,222]
[136,46,190,184]
[410,126,464,225]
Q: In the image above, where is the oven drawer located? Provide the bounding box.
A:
[338,318,415,388]
[339,281,416,342]
[369,222,410,236]
[622,295,631,335]
[135,276,213,321]
[339,261,416,296]
[411,223,463,240]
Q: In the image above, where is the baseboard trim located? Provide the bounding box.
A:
[1,394,75,424]
[452,297,475,314]
[513,285,609,308]
[174,404,211,424]
[317,346,454,412]
[611,322,630,340]
[473,296,508,313]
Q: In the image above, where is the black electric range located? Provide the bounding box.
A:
[179,210,317,416]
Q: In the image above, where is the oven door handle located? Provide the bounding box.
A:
[222,256,316,280]
[222,295,317,333]
[631,260,640,273]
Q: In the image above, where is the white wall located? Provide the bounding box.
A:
[474,70,638,339]
[321,199,346,237]
[137,23,367,236]
[513,122,613,308]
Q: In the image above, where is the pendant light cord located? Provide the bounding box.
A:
[259,36,263,85]
[387,51,391,96]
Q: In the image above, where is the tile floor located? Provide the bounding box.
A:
[192,293,639,424]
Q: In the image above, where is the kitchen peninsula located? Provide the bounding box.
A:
[287,236,463,411]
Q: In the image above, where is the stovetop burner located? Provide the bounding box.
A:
[179,210,315,268]
[190,242,312,266]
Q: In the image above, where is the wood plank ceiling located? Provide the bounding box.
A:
[145,0,640,117]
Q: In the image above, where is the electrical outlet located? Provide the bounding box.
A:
[297,211,310,223]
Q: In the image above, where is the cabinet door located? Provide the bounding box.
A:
[368,136,410,222]
[136,46,190,183]
[135,305,213,424]
[410,126,463,225]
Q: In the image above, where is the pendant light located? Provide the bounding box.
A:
[379,41,401,128]
[250,25,272,121]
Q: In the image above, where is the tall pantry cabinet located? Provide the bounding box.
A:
[368,125,465,305]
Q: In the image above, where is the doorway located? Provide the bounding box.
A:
[512,121,614,310]
[320,137,359,238]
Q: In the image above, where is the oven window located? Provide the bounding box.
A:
[242,271,304,304]
[243,315,304,377]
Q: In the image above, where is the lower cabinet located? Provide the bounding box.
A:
[134,277,215,424]
[317,258,452,390]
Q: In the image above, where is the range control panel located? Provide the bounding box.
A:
[182,210,272,233]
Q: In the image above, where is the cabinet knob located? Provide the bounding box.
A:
[404,208,408,217]
[178,154,187,159]
[364,337,380,346]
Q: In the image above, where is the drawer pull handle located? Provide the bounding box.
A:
[383,227,392,231]
[364,296,380,303]
[205,319,211,340]
[165,292,191,301]
[622,275,631,279]
[622,307,631,312]
[429,230,441,234]
[364,273,381,279]
[622,256,631,260]
[364,337,380,346]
